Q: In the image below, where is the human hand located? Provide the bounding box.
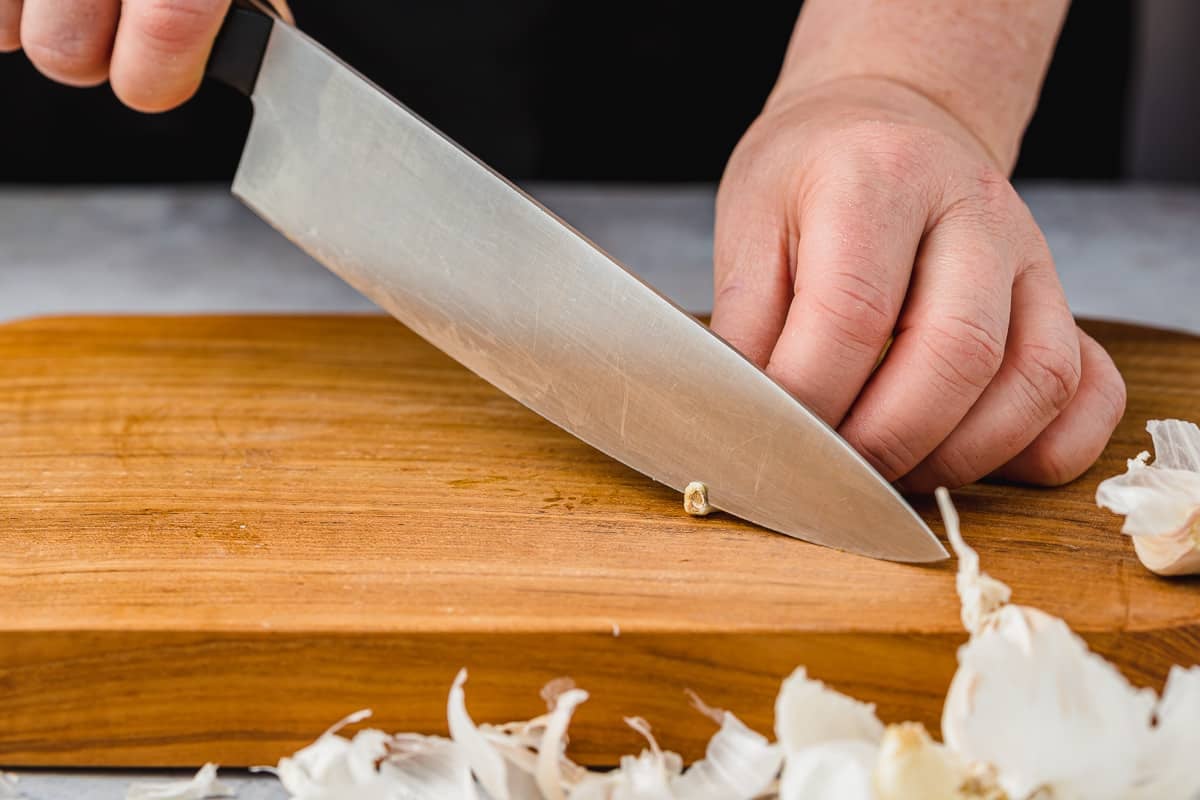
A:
[712,76,1125,491]
[0,0,282,112]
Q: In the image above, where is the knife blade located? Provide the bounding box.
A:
[204,8,947,562]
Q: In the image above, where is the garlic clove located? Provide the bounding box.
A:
[684,482,715,516]
[1097,419,1200,575]
[775,667,884,754]
[873,722,968,800]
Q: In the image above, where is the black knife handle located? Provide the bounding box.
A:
[205,5,274,96]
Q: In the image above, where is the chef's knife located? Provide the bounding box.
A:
[204,6,947,562]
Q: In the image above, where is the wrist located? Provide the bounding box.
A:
[764,73,1012,172]
[771,0,1069,175]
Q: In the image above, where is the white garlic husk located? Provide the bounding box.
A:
[1097,419,1200,575]
[773,667,884,799]
[777,740,878,800]
[125,763,233,800]
[1128,665,1200,799]
[668,693,782,800]
[936,489,1158,800]
[568,716,684,800]
[263,708,477,800]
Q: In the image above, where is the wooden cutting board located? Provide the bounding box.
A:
[0,314,1197,768]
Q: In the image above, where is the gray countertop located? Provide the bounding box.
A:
[1,182,1197,798]
[2,182,1199,333]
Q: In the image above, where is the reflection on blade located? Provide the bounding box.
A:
[230,24,947,562]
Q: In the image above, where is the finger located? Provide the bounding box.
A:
[898,260,1081,491]
[19,0,117,86]
[109,0,229,113]
[0,0,20,52]
[764,167,927,425]
[710,172,792,368]
[992,328,1125,486]
[837,213,1013,481]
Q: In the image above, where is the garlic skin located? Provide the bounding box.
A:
[774,668,884,752]
[569,717,684,800]
[449,669,510,799]
[535,687,590,800]
[669,708,782,800]
[941,604,1156,800]
[774,668,885,800]
[777,740,878,800]
[937,489,1159,800]
[1097,419,1200,575]
[124,764,233,800]
[1128,665,1200,799]
[267,709,476,800]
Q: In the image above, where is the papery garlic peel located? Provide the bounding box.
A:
[1097,419,1200,575]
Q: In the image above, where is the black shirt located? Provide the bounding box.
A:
[0,1,1132,184]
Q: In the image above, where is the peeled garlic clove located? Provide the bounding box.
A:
[1097,419,1200,575]
[873,723,967,800]
[778,740,878,800]
[775,667,884,753]
[941,603,1156,800]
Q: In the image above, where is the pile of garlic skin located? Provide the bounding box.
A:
[120,487,1200,800]
[1097,419,1200,575]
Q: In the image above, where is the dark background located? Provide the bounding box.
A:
[0,1,1133,184]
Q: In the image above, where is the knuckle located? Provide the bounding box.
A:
[1024,443,1084,487]
[941,167,1021,235]
[843,123,934,182]
[812,269,897,353]
[850,423,921,480]
[919,449,979,490]
[972,165,1017,210]
[1013,338,1083,418]
[132,0,225,52]
[921,315,1005,396]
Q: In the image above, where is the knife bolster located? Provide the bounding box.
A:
[206,7,274,97]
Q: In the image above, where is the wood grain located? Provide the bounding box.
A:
[0,314,1197,767]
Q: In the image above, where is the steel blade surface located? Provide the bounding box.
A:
[231,24,947,562]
